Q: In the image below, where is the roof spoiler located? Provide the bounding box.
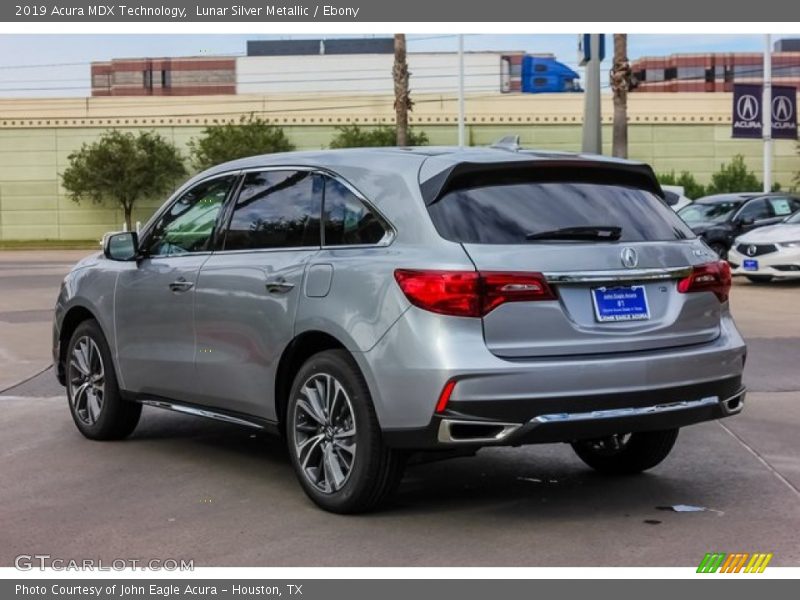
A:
[420,159,665,206]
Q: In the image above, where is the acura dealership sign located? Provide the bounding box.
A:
[733,84,797,139]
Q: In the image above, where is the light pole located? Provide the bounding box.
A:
[582,34,602,154]
[458,34,465,147]
[762,34,772,192]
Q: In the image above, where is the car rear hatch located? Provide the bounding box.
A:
[422,158,725,358]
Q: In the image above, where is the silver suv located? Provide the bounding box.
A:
[53,147,747,513]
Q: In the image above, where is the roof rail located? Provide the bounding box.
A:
[490,135,521,152]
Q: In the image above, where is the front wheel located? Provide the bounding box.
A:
[571,429,679,475]
[66,319,141,440]
[286,349,406,513]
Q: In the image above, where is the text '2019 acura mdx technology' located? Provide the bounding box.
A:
[53,147,747,513]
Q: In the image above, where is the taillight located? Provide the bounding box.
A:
[677,261,731,302]
[394,269,555,317]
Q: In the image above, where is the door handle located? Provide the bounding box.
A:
[168,278,194,293]
[265,278,295,294]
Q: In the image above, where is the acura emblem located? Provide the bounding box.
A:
[746,245,758,257]
[773,96,793,122]
[621,247,638,268]
[737,95,759,121]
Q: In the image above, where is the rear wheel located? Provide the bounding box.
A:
[286,349,406,513]
[746,275,773,284]
[571,429,679,475]
[66,319,141,440]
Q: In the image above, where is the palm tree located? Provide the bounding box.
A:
[610,34,632,158]
[393,34,412,146]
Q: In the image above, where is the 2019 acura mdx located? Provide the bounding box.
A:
[53,147,747,513]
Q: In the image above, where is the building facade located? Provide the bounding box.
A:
[91,57,236,96]
[631,51,800,92]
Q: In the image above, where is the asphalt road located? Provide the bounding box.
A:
[1,250,799,567]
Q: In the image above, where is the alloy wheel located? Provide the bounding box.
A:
[292,373,357,494]
[68,336,105,426]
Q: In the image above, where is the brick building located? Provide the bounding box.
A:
[91,57,236,96]
[631,51,800,93]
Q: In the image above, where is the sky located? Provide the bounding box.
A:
[0,33,798,97]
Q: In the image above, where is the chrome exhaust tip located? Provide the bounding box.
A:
[437,419,521,444]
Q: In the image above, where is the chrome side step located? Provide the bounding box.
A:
[139,399,266,430]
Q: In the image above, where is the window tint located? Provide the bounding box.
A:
[146,175,235,257]
[224,170,321,250]
[736,198,772,222]
[323,178,387,246]
[428,182,694,244]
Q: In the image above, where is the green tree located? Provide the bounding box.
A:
[61,130,187,231]
[188,115,294,171]
[705,155,762,195]
[329,124,428,148]
[657,170,706,199]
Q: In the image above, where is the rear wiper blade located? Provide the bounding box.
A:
[525,226,622,241]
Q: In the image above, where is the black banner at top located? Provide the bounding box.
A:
[3,0,800,21]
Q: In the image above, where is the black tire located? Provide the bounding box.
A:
[66,319,141,440]
[571,429,679,475]
[709,242,728,259]
[746,275,773,284]
[286,349,405,513]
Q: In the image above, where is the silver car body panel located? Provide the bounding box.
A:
[53,147,746,443]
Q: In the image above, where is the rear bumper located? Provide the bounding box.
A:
[383,378,745,449]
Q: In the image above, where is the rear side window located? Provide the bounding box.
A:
[427,182,695,244]
[224,170,322,250]
[322,178,388,246]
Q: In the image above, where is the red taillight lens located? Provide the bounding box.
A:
[394,269,555,317]
[481,271,556,313]
[677,261,731,302]
[394,270,481,317]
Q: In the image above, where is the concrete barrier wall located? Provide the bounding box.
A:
[0,92,797,241]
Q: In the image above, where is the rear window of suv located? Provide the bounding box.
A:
[427,181,695,244]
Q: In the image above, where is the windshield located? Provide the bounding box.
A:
[678,202,741,225]
[785,210,800,224]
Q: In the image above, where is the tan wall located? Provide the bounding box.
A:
[0,93,798,241]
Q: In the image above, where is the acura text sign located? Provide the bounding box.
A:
[732,84,797,139]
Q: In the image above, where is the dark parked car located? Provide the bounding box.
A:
[678,193,800,258]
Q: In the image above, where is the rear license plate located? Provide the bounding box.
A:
[591,285,650,322]
[743,259,759,271]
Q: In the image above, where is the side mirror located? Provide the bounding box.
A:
[103,231,139,261]
[738,216,755,227]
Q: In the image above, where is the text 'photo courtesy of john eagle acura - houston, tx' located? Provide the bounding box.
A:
[52,146,746,513]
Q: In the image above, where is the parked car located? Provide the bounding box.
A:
[677,193,800,258]
[728,209,800,282]
[53,148,747,513]
[661,185,692,212]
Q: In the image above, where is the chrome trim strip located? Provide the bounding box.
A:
[543,266,692,284]
[437,419,521,444]
[532,396,719,424]
[139,399,265,430]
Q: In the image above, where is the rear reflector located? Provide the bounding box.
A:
[394,269,555,317]
[677,261,731,302]
[436,379,457,413]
